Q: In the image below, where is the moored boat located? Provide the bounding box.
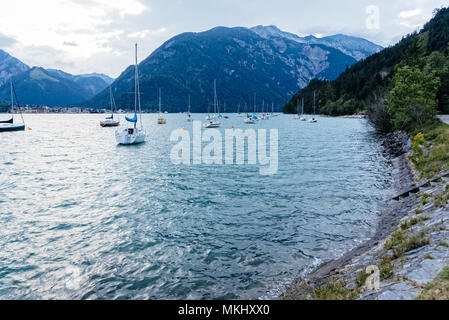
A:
[100,86,120,127]
[0,79,25,133]
[115,44,146,145]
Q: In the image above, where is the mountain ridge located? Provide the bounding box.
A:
[84,25,381,112]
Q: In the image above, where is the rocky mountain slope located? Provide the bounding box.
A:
[86,26,382,112]
[0,49,30,87]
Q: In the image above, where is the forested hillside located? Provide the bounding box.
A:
[285,7,449,134]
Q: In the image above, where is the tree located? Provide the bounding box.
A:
[387,65,440,132]
[425,51,449,113]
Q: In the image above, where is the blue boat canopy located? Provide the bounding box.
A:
[126,113,138,123]
[106,114,114,120]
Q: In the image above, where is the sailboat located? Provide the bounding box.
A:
[204,80,221,128]
[300,98,307,121]
[308,91,318,123]
[293,99,301,119]
[115,44,146,145]
[223,102,229,119]
[157,88,167,124]
[0,79,25,132]
[237,104,244,117]
[186,95,193,122]
[100,86,120,127]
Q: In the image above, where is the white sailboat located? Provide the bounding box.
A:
[300,98,307,121]
[204,80,221,128]
[100,86,120,127]
[115,44,146,145]
[308,91,318,123]
[0,79,25,132]
[186,95,193,122]
[293,99,301,120]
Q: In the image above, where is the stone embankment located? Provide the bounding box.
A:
[282,131,449,300]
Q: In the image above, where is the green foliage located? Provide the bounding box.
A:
[387,65,440,132]
[411,122,449,179]
[385,229,430,259]
[379,256,395,280]
[409,133,426,167]
[311,280,359,300]
[356,271,369,288]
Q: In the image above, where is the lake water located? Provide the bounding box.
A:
[0,114,393,299]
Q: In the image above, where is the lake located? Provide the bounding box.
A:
[0,114,393,299]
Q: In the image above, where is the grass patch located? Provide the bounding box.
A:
[311,281,359,300]
[438,241,449,248]
[410,122,449,179]
[385,230,430,259]
[400,216,431,231]
[356,271,369,288]
[379,256,395,280]
[416,267,449,300]
[434,185,449,208]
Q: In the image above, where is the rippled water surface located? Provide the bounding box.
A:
[0,114,393,299]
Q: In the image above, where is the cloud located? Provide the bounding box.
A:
[63,41,78,47]
[0,0,448,77]
[128,28,168,39]
[399,9,422,18]
[0,32,18,48]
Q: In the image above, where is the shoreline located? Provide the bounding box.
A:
[281,131,449,300]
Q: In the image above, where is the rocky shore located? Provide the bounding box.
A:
[281,131,449,300]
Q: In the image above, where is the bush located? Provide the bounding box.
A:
[387,65,440,133]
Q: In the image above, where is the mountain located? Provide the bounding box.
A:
[46,69,114,99]
[0,49,30,87]
[85,26,366,112]
[0,67,113,106]
[250,25,383,61]
[284,7,449,129]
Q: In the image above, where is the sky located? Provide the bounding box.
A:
[0,0,447,78]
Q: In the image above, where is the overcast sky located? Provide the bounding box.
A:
[0,0,447,78]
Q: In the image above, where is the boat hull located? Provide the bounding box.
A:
[204,122,221,128]
[100,121,120,127]
[0,124,25,132]
[115,128,146,145]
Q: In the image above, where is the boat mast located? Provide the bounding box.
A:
[254,93,256,114]
[10,79,14,119]
[159,88,162,113]
[109,86,114,115]
[134,43,142,129]
[313,90,316,115]
[188,95,191,114]
[214,80,217,115]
